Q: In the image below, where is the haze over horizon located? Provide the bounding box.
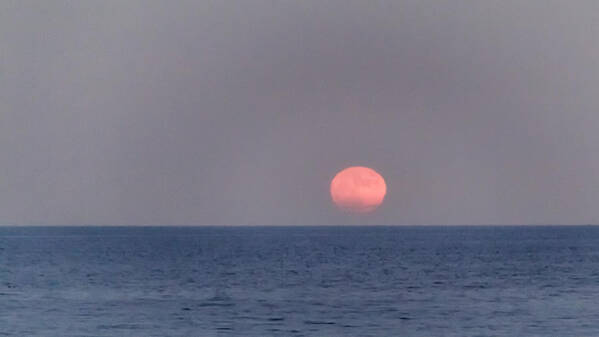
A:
[2,1,599,226]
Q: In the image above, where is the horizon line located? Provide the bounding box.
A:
[1,223,598,227]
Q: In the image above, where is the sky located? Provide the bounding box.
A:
[1,1,598,226]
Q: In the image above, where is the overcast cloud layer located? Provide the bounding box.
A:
[1,1,599,225]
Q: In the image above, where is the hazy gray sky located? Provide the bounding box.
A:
[1,1,598,225]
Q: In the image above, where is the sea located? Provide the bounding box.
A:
[1,225,599,336]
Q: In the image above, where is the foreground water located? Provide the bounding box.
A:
[1,226,599,336]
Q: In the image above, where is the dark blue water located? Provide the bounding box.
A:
[1,226,599,336]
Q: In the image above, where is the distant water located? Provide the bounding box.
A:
[1,226,599,336]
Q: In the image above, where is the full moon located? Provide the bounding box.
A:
[330,166,387,213]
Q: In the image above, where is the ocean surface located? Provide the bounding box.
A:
[1,226,599,336]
